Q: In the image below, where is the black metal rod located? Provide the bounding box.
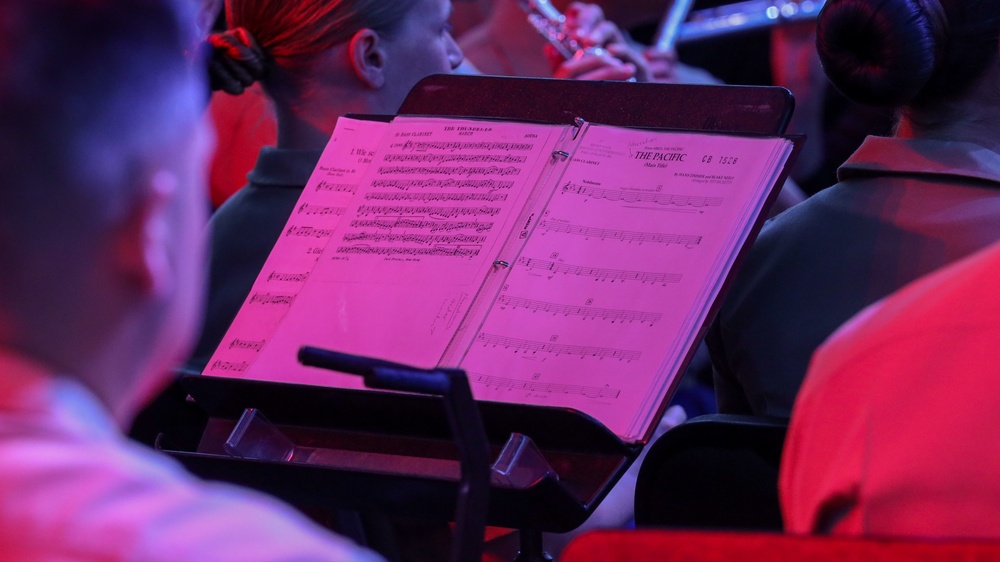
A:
[298,346,491,562]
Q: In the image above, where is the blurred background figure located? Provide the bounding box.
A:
[458,0,648,80]
[450,0,494,41]
[0,0,381,560]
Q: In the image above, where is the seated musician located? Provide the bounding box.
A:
[707,0,1000,418]
[191,0,465,369]
[0,0,380,559]
[782,240,1000,536]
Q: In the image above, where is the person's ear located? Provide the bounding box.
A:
[110,170,176,298]
[348,28,387,89]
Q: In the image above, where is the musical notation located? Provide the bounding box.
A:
[267,271,310,283]
[209,360,250,372]
[296,203,345,216]
[204,115,796,444]
[355,205,502,218]
[539,219,702,247]
[377,165,520,177]
[496,294,663,326]
[228,338,266,352]
[364,192,508,203]
[477,333,642,361]
[472,373,621,399]
[342,232,487,245]
[562,182,724,208]
[284,225,335,238]
[399,140,534,152]
[248,292,295,306]
[371,179,514,190]
[516,257,683,285]
[383,153,528,164]
[315,181,356,193]
[349,219,494,233]
[335,246,482,258]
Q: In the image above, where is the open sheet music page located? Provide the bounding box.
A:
[454,123,792,441]
[233,116,568,388]
[203,118,388,377]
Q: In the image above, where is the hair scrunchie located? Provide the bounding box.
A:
[207,27,267,95]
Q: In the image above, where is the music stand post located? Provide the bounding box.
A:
[298,346,491,562]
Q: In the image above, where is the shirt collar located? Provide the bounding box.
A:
[0,347,120,441]
[839,136,1000,186]
[245,146,323,188]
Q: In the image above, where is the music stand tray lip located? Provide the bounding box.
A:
[179,375,635,454]
[161,374,637,532]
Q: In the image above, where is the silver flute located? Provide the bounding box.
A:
[516,0,586,60]
[655,0,827,48]
[653,0,697,53]
[514,0,636,82]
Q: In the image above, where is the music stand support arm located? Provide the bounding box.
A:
[298,346,490,562]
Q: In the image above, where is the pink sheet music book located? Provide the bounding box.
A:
[204,115,794,443]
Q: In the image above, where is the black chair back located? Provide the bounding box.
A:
[634,414,789,530]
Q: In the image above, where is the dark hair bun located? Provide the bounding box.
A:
[208,28,267,95]
[817,0,947,106]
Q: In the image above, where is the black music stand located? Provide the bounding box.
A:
[147,75,798,562]
[296,346,491,562]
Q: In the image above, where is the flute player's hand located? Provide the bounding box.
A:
[546,2,651,82]
[643,47,682,83]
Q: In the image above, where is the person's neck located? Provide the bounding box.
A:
[896,104,1000,154]
[276,118,336,152]
[895,63,1000,153]
[275,88,395,150]
[274,94,376,151]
